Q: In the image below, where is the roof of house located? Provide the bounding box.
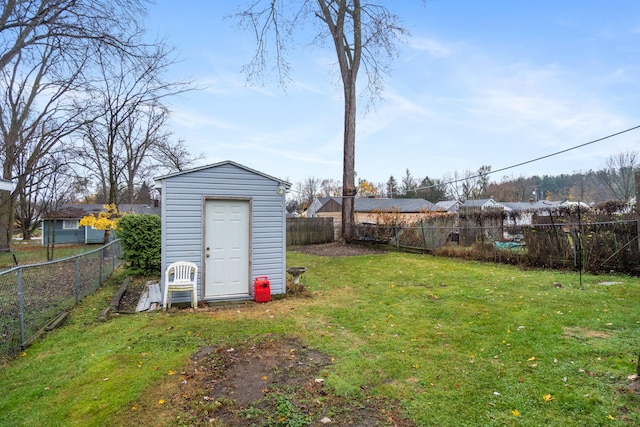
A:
[45,203,161,219]
[560,201,591,208]
[500,200,563,211]
[460,198,499,208]
[355,198,435,212]
[434,200,460,212]
[315,197,435,213]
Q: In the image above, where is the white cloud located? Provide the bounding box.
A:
[409,37,452,57]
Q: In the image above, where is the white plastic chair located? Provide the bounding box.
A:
[163,261,198,310]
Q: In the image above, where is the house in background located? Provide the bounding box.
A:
[154,160,290,304]
[354,198,436,223]
[435,200,461,213]
[313,197,437,234]
[42,203,161,245]
[501,200,562,226]
[459,198,506,212]
[307,197,342,218]
[307,196,341,218]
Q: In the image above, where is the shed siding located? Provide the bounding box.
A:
[160,163,286,302]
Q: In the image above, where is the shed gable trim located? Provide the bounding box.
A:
[154,160,291,187]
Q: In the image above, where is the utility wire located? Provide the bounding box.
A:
[412,124,640,192]
[287,124,640,195]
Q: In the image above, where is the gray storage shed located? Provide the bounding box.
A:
[154,160,290,304]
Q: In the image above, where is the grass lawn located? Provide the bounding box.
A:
[0,241,101,269]
[0,250,638,426]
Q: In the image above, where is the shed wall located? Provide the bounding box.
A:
[160,163,286,301]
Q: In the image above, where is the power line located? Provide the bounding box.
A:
[413,124,640,192]
[286,124,640,195]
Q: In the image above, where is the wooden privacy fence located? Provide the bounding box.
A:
[286,218,334,246]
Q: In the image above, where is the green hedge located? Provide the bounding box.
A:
[115,214,161,275]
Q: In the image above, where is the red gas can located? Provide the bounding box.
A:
[254,276,271,303]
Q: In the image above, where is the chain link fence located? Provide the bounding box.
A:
[0,240,122,359]
[352,219,639,274]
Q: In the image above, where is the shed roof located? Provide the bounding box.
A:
[154,160,291,187]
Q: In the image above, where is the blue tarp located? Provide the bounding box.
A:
[494,241,526,250]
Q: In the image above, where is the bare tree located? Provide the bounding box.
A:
[296,176,321,210]
[444,165,492,202]
[149,138,206,176]
[72,44,191,213]
[40,160,78,260]
[0,0,149,251]
[235,0,407,241]
[442,170,466,202]
[0,0,147,74]
[318,178,342,197]
[486,176,537,202]
[0,43,87,250]
[595,151,638,202]
[119,101,170,204]
[18,151,77,243]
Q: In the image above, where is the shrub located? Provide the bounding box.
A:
[115,214,161,275]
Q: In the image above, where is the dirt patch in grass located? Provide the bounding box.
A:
[122,337,415,426]
[563,326,611,339]
[291,242,386,257]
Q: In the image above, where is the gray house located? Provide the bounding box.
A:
[154,161,290,304]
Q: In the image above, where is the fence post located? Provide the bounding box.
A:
[17,268,25,348]
[75,257,80,304]
[99,246,104,284]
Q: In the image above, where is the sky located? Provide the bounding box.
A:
[144,1,640,188]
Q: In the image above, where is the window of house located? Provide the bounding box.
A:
[62,220,79,230]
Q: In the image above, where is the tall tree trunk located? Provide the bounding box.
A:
[319,0,361,243]
[0,147,17,252]
[0,190,13,252]
[635,168,639,254]
[342,81,357,242]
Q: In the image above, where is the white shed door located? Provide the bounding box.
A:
[204,199,250,298]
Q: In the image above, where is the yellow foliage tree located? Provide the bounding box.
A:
[79,204,121,243]
[358,180,378,198]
